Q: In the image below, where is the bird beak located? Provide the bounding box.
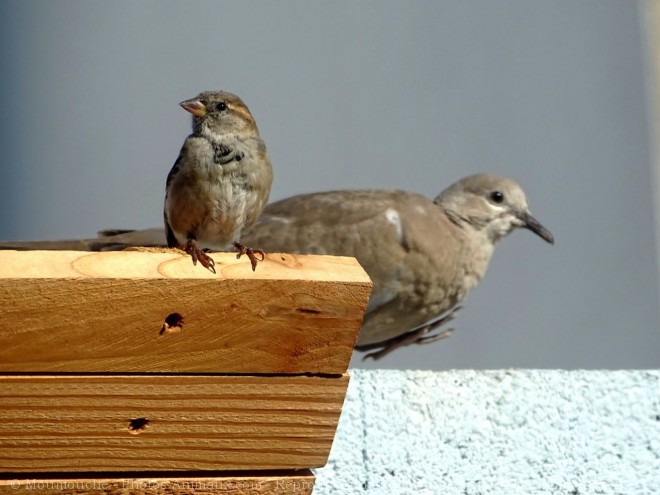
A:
[518,211,554,244]
[179,99,207,117]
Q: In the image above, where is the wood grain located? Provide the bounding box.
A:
[0,471,315,494]
[0,251,371,373]
[0,374,348,472]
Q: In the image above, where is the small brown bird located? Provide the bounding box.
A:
[164,91,273,272]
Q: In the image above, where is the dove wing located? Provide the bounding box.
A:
[242,189,460,344]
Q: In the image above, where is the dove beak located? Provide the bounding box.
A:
[518,211,554,244]
[179,99,208,117]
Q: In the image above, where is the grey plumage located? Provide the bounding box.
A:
[241,174,553,351]
[164,91,272,272]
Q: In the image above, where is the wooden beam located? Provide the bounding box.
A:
[0,374,349,472]
[0,251,371,373]
[0,471,315,494]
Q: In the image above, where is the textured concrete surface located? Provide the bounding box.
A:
[315,370,660,494]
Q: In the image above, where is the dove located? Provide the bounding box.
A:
[0,174,553,358]
[241,173,554,358]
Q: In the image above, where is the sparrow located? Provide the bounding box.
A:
[164,90,273,272]
[0,174,553,359]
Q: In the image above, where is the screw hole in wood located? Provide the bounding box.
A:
[127,417,150,435]
[160,312,184,335]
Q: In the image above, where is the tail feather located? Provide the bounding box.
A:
[0,228,166,252]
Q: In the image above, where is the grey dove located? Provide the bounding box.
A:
[0,174,553,359]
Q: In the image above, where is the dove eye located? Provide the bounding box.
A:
[490,191,504,204]
[216,101,227,112]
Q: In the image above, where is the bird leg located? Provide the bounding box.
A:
[357,306,462,361]
[184,239,216,273]
[234,242,265,271]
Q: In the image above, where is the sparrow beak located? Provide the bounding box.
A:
[518,211,554,244]
[179,99,208,117]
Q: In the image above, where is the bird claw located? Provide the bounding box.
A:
[357,306,462,361]
[184,239,216,274]
[414,327,455,345]
[234,242,265,271]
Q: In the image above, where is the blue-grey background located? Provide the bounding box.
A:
[1,1,658,370]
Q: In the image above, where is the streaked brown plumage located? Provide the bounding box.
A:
[164,90,272,272]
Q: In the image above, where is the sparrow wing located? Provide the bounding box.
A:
[164,151,184,248]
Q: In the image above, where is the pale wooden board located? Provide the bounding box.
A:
[0,471,315,494]
[0,251,371,373]
[0,374,348,472]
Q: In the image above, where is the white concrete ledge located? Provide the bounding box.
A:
[315,370,660,494]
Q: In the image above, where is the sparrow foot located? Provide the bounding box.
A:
[183,239,216,273]
[357,306,462,361]
[234,242,265,271]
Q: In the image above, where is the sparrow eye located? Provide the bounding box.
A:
[490,191,504,204]
[216,101,227,112]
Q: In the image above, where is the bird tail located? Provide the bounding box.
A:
[0,228,166,252]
